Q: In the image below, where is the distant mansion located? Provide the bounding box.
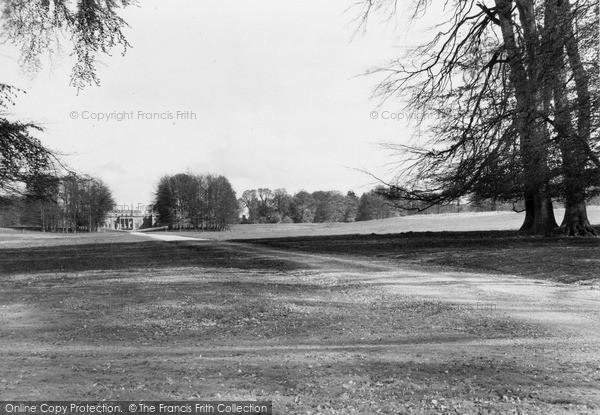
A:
[103,205,155,230]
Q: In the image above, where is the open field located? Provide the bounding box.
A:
[1,213,600,414]
[165,208,600,284]
[163,207,600,240]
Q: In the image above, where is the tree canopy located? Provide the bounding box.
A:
[1,0,131,213]
[361,0,599,236]
[1,0,133,92]
[154,173,239,231]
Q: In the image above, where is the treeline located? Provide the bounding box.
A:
[238,186,556,224]
[154,173,239,230]
[239,188,400,224]
[0,173,115,232]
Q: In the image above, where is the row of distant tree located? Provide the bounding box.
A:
[152,179,406,229]
[154,177,539,230]
[7,170,596,232]
[238,187,600,225]
[238,188,398,224]
[0,173,115,232]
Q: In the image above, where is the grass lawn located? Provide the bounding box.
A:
[163,206,600,240]
[167,208,600,284]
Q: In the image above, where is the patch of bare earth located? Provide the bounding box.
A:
[0,230,599,414]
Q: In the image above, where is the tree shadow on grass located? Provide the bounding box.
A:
[0,241,307,275]
[240,229,600,250]
[241,230,600,283]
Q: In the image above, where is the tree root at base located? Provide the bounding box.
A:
[559,221,600,237]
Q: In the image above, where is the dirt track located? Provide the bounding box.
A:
[228,240,600,335]
[1,231,600,413]
[153,235,600,411]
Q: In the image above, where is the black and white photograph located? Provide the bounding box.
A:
[1,0,599,413]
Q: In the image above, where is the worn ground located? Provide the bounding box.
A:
[1,222,600,414]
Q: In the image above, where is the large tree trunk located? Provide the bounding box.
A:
[544,0,599,237]
[519,193,535,231]
[497,0,557,235]
[559,0,598,237]
[561,194,598,236]
[520,191,557,234]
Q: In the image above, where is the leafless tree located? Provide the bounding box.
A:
[1,0,133,199]
[359,0,599,235]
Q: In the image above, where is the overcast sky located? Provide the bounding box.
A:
[3,0,430,206]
